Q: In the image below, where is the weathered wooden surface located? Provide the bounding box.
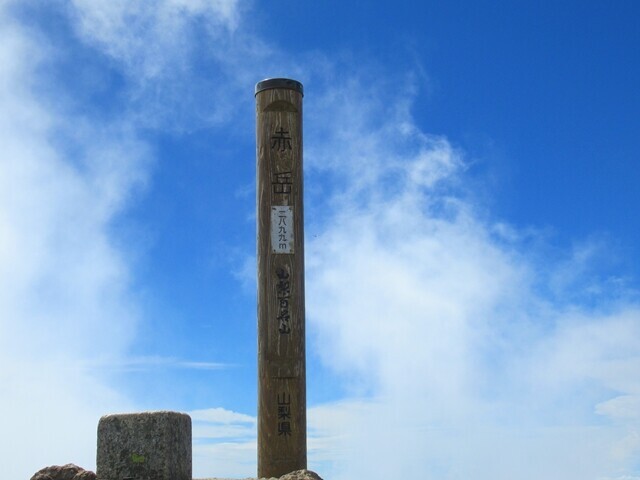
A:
[256,79,307,478]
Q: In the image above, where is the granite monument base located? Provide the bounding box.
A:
[97,411,191,480]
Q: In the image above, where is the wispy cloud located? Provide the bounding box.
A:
[191,407,256,424]
[0,3,145,477]
[0,1,275,476]
[85,356,231,372]
[0,1,269,476]
[302,76,640,479]
[2,1,639,479]
[190,407,257,478]
[67,0,271,130]
[68,0,241,84]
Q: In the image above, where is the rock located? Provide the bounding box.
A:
[279,470,323,480]
[97,411,191,480]
[195,470,323,480]
[30,464,96,480]
[72,472,97,480]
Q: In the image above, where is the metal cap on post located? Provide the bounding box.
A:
[255,78,304,96]
[255,78,307,478]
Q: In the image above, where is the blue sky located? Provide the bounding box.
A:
[1,1,639,478]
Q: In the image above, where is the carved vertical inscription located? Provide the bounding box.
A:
[256,79,306,479]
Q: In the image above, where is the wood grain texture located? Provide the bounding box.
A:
[256,85,306,479]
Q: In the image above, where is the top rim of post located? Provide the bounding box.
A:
[255,78,304,96]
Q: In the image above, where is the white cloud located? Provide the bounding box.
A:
[302,78,640,479]
[0,1,282,477]
[66,0,270,130]
[191,407,256,425]
[597,396,640,421]
[83,356,231,372]
[190,407,257,478]
[3,0,639,478]
[0,3,146,477]
[193,440,257,479]
[69,0,240,78]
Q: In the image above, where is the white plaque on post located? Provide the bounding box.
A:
[271,206,294,254]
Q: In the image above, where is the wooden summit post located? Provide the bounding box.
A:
[256,78,307,478]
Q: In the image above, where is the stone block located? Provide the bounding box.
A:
[97,411,191,480]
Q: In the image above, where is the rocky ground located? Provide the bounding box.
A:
[31,465,323,480]
[196,470,323,480]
